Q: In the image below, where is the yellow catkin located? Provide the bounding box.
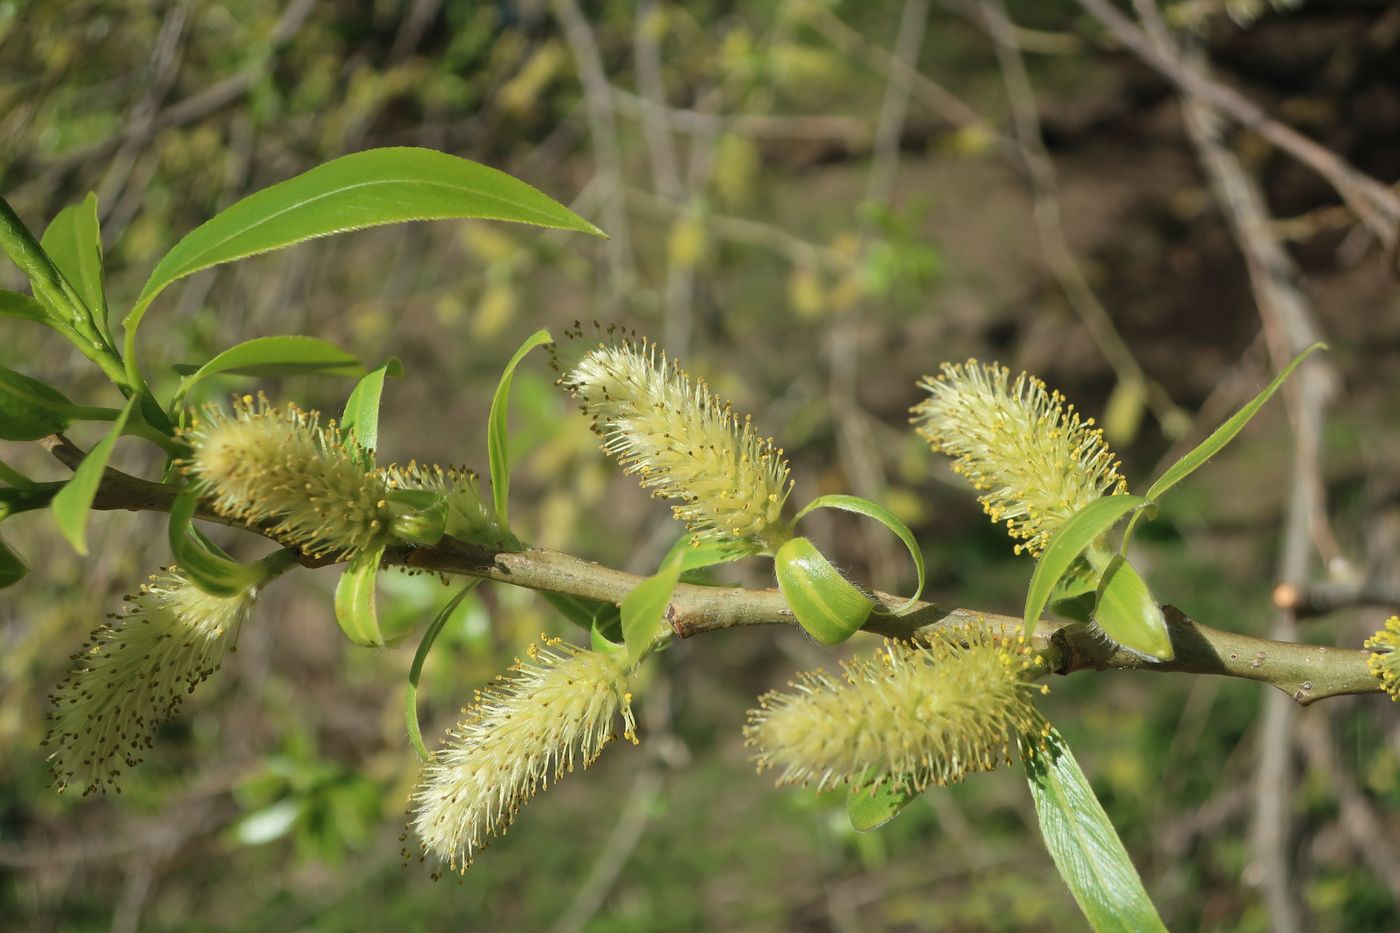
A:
[744,625,1050,794]
[410,637,636,873]
[910,360,1128,557]
[558,329,792,556]
[181,394,392,560]
[1364,616,1400,701]
[43,567,258,795]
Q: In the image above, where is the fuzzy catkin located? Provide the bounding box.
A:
[410,637,635,873]
[744,625,1049,794]
[559,333,792,555]
[44,567,258,795]
[1365,616,1400,701]
[181,395,392,560]
[910,360,1128,557]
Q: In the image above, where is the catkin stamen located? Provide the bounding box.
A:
[558,330,793,555]
[181,394,393,560]
[43,567,258,795]
[744,625,1049,794]
[410,637,636,872]
[910,360,1128,557]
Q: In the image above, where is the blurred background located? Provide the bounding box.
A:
[2,0,1400,929]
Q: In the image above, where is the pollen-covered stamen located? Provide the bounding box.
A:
[1365,616,1400,701]
[181,394,393,560]
[42,567,258,795]
[910,360,1128,557]
[744,625,1050,794]
[410,636,636,873]
[559,334,793,555]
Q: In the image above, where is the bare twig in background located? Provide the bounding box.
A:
[1274,579,1400,619]
[552,0,635,309]
[11,0,315,194]
[606,87,868,143]
[804,3,984,133]
[828,0,930,591]
[1074,0,1400,256]
[1298,707,1400,903]
[1158,14,1333,929]
[965,0,1189,435]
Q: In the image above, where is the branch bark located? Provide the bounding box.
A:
[50,435,1381,707]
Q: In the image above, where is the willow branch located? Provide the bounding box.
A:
[46,434,1378,707]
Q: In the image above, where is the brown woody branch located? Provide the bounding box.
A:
[43,434,1380,707]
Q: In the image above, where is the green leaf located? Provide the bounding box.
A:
[0,532,29,589]
[848,780,921,833]
[620,548,684,667]
[774,536,876,645]
[334,542,389,648]
[541,591,607,631]
[167,488,267,597]
[127,148,604,338]
[1024,495,1146,639]
[340,359,401,464]
[0,365,75,440]
[590,607,626,657]
[0,289,47,323]
[388,488,448,546]
[176,336,364,400]
[1144,343,1323,503]
[405,582,480,762]
[487,328,552,530]
[1025,728,1167,933]
[52,396,134,555]
[0,458,35,489]
[0,196,80,325]
[1091,553,1172,661]
[794,493,925,614]
[40,193,107,331]
[659,533,749,579]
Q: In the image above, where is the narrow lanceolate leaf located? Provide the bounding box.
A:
[1145,343,1324,503]
[848,780,921,833]
[40,193,107,330]
[176,336,364,398]
[334,542,388,647]
[167,488,267,598]
[0,532,29,589]
[1024,495,1146,640]
[406,582,480,762]
[774,536,876,645]
[340,358,402,463]
[0,365,75,440]
[620,548,684,667]
[1025,729,1167,933]
[659,533,750,580]
[488,328,553,531]
[52,397,134,555]
[0,289,47,323]
[794,494,926,613]
[1092,554,1172,661]
[128,148,604,332]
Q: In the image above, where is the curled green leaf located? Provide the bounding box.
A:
[774,536,876,645]
[406,582,481,762]
[794,493,925,614]
[488,328,552,533]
